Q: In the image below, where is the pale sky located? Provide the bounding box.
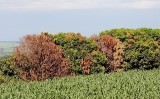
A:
[0,0,160,41]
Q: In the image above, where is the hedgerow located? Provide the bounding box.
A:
[1,28,159,81]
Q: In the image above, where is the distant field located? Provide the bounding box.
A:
[0,41,19,57]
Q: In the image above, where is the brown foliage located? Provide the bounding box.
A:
[91,35,117,60]
[110,39,125,71]
[91,35,125,71]
[80,56,92,75]
[13,34,71,81]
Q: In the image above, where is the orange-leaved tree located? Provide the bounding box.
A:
[13,34,71,81]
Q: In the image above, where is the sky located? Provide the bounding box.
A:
[0,0,160,41]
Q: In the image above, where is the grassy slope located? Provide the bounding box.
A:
[0,70,160,99]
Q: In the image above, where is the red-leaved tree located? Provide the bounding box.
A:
[13,34,71,80]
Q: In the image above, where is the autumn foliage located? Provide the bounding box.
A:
[91,35,125,71]
[50,32,107,74]
[100,28,160,70]
[13,34,71,80]
[3,27,158,81]
[80,56,92,75]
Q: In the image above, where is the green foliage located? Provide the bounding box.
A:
[46,32,107,74]
[0,75,22,84]
[0,69,160,98]
[100,28,160,70]
[0,55,17,76]
[0,55,20,83]
[90,51,107,73]
[0,75,5,84]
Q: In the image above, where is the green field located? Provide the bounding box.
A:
[0,69,160,99]
[0,41,19,57]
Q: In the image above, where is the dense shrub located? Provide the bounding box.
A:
[100,28,160,70]
[44,32,108,74]
[13,34,71,81]
[90,35,125,71]
[0,55,17,76]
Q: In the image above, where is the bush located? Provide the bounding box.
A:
[13,34,71,81]
[45,32,108,74]
[100,28,160,70]
[90,35,125,71]
[0,55,17,76]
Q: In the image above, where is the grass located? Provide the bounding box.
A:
[0,69,160,99]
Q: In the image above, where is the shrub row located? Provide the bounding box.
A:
[0,28,159,81]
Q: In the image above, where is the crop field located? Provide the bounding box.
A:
[0,69,160,99]
[0,41,19,57]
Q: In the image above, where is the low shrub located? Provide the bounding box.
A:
[0,55,17,76]
[100,28,160,70]
[13,34,71,81]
